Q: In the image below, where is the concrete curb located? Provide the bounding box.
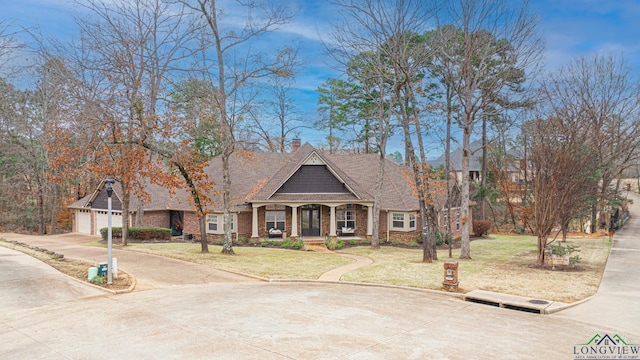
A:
[268,278,466,299]
[543,295,594,314]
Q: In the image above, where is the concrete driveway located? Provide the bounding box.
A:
[0,233,258,291]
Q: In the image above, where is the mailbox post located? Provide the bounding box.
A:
[443,261,459,292]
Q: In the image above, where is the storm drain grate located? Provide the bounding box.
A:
[464,297,547,314]
[465,297,500,307]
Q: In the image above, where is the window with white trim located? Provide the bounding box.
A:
[392,213,405,229]
[336,206,356,230]
[207,214,218,232]
[266,210,286,230]
[206,213,236,234]
[391,212,417,231]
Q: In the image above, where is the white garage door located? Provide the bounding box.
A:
[77,210,92,234]
[95,210,123,234]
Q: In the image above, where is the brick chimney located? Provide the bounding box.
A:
[291,138,301,153]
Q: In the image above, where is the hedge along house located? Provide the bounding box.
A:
[69,142,467,243]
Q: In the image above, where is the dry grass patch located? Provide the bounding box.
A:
[339,234,611,303]
[123,243,352,279]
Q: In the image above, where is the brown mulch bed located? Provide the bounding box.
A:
[0,239,133,291]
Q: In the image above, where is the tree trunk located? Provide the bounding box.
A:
[460,124,472,259]
[121,183,129,246]
[38,184,46,235]
[49,186,58,235]
[420,202,432,263]
[199,215,208,253]
[536,235,546,266]
[221,147,235,254]
[480,113,487,220]
[591,200,598,233]
[445,84,453,259]
[370,152,384,249]
[136,201,145,227]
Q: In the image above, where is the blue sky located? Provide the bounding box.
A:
[3,0,640,155]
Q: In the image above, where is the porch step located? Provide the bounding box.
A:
[303,239,328,251]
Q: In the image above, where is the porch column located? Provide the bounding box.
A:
[290,205,299,238]
[367,204,373,236]
[329,205,337,237]
[251,205,259,239]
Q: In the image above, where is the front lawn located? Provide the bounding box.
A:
[97,234,611,303]
[339,234,611,302]
[122,243,352,280]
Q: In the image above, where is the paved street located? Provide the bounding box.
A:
[0,246,105,313]
[1,193,639,359]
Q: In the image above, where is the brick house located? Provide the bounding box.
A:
[69,142,467,243]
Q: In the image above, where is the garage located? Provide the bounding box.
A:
[76,209,92,234]
[95,210,123,234]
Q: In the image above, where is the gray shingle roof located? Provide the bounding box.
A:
[70,143,432,213]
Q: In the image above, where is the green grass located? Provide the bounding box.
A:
[120,242,351,280]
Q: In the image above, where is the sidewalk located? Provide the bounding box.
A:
[317,252,373,281]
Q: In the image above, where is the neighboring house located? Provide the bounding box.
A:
[429,139,523,184]
[69,142,467,243]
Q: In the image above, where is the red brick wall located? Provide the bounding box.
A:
[132,211,170,228]
[237,212,252,236]
[182,212,201,236]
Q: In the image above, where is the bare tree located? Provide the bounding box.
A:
[247,75,304,152]
[327,0,409,249]
[181,0,296,254]
[433,0,543,259]
[541,53,640,233]
[385,29,444,262]
[75,0,199,245]
[524,116,597,265]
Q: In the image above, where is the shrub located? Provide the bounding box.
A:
[100,226,171,241]
[472,220,492,237]
[548,243,582,267]
[549,243,580,256]
[100,227,122,239]
[261,238,304,250]
[325,238,345,250]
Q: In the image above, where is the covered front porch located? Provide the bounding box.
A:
[250,202,374,240]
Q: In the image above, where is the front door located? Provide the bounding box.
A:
[301,205,321,237]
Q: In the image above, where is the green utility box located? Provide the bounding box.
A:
[98,262,108,277]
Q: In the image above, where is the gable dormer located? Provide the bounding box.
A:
[277,165,350,194]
